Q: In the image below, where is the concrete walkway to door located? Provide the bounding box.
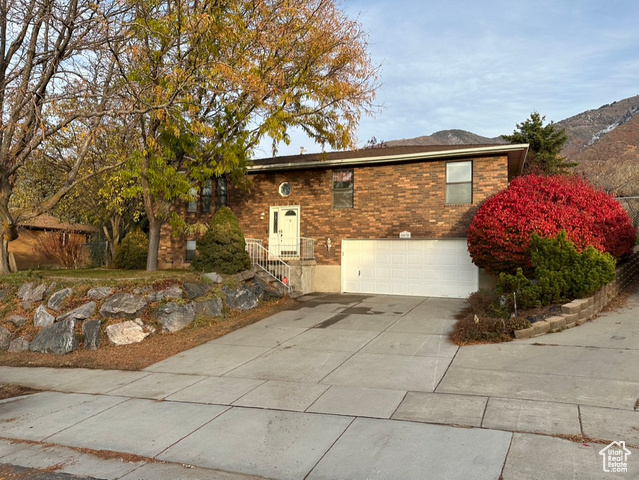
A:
[0,292,637,479]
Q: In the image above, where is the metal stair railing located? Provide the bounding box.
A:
[245,239,292,292]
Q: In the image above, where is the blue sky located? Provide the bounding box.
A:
[255,0,639,157]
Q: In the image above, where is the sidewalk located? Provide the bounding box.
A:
[1,293,637,479]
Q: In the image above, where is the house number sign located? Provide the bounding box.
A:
[399,231,411,239]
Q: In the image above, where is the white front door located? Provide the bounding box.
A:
[269,206,300,257]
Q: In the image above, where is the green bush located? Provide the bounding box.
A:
[496,268,542,310]
[191,206,251,275]
[496,232,616,309]
[113,229,148,270]
[530,231,615,302]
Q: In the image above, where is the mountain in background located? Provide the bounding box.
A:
[385,129,504,147]
[383,95,639,163]
[557,95,639,158]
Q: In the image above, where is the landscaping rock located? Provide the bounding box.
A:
[105,320,152,345]
[57,301,96,322]
[0,327,12,350]
[47,288,72,311]
[18,282,47,308]
[157,302,195,333]
[45,282,58,297]
[133,286,153,295]
[8,338,29,353]
[0,289,8,302]
[100,294,147,318]
[234,270,255,282]
[87,287,114,300]
[33,305,55,328]
[203,272,223,284]
[7,315,27,328]
[193,298,223,318]
[29,318,78,355]
[146,285,183,302]
[17,282,33,299]
[184,282,209,300]
[223,284,259,311]
[82,319,101,350]
[251,277,283,301]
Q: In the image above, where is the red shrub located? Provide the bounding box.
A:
[467,175,636,274]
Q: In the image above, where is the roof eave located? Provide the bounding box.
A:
[248,144,530,173]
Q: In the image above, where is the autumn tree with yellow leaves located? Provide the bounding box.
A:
[116,0,379,270]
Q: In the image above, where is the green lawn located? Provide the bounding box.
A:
[0,268,207,288]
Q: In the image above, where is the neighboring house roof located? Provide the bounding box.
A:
[249,144,529,181]
[19,214,98,234]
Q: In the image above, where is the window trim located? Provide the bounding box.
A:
[445,160,473,204]
[332,168,354,209]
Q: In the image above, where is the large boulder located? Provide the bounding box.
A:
[234,270,255,282]
[33,305,55,328]
[105,320,153,346]
[100,294,147,318]
[57,302,96,322]
[0,327,12,350]
[18,282,47,309]
[251,277,283,301]
[47,288,72,311]
[87,287,114,300]
[146,286,183,303]
[193,298,223,318]
[8,338,29,353]
[7,315,27,328]
[29,318,78,355]
[183,283,209,300]
[223,284,259,311]
[82,319,102,350]
[157,303,195,333]
[203,272,223,284]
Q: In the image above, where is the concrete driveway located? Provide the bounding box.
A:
[1,292,638,479]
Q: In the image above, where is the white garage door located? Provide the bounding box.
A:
[342,239,478,298]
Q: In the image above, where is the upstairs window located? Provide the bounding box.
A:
[446,161,473,204]
[186,187,198,213]
[333,169,354,208]
[201,179,213,213]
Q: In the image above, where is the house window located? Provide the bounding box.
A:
[185,240,197,262]
[446,161,473,204]
[186,188,198,213]
[332,169,354,208]
[201,179,213,213]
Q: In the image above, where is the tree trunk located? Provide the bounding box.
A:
[0,191,16,274]
[146,218,162,272]
[0,238,10,274]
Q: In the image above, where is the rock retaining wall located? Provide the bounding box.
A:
[515,252,639,339]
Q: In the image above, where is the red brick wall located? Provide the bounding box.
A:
[159,155,509,268]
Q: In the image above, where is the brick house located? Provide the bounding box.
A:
[159,144,528,298]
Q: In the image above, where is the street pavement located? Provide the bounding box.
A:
[0,290,638,479]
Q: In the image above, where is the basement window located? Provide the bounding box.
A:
[185,240,197,262]
[446,161,473,204]
[332,169,354,208]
